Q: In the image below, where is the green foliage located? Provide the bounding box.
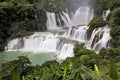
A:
[74,44,105,69]
[110,26,120,48]
[90,0,120,16]
[44,0,65,12]
[12,68,20,80]
[41,60,59,68]
[110,26,120,37]
[74,44,95,57]
[0,1,48,51]
[1,52,120,80]
[109,62,118,80]
[94,64,101,79]
[99,47,120,63]
[80,55,90,63]
[109,8,120,27]
[108,7,120,48]
[89,17,107,27]
[0,56,31,80]
[109,0,120,10]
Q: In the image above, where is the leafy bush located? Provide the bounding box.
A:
[109,8,120,27]
[74,44,95,57]
[110,26,120,48]
[108,7,120,49]
[0,56,31,80]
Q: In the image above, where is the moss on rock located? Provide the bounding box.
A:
[87,17,107,39]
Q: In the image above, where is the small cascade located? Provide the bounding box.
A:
[23,33,60,52]
[71,7,94,26]
[103,9,110,20]
[85,27,111,53]
[60,12,72,27]
[6,38,24,51]
[64,25,88,42]
[57,43,74,60]
[46,12,60,30]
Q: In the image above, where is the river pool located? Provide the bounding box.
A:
[0,51,55,65]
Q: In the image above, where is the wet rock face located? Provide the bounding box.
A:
[59,37,79,44]
[58,31,65,35]
[91,30,104,48]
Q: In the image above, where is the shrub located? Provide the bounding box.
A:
[74,44,95,57]
[110,26,120,48]
[109,7,120,27]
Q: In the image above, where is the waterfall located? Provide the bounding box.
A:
[23,33,60,52]
[57,43,74,60]
[6,5,112,60]
[6,37,25,51]
[46,6,94,29]
[71,7,94,26]
[46,12,60,30]
[6,32,58,52]
[63,25,88,42]
[60,12,72,27]
[85,27,111,53]
[103,9,110,20]
[6,32,75,60]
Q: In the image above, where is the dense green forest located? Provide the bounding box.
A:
[0,0,120,80]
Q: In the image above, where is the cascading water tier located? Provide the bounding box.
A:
[85,27,111,53]
[46,6,93,29]
[63,25,88,42]
[6,32,76,60]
